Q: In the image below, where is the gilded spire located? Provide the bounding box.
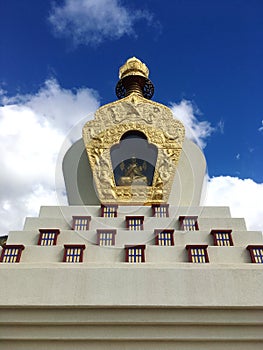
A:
[119,57,149,79]
[115,57,154,100]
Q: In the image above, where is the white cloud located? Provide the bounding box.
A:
[0,79,99,234]
[205,176,263,231]
[170,100,214,149]
[259,120,263,132]
[170,99,263,232]
[48,0,154,46]
[2,79,99,140]
[217,119,224,134]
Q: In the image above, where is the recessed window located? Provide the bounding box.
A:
[247,245,263,263]
[126,216,144,231]
[0,245,25,263]
[101,204,118,217]
[38,229,60,246]
[72,216,91,231]
[152,204,169,217]
[179,216,199,231]
[125,245,146,263]
[97,229,116,246]
[155,229,174,246]
[186,245,209,263]
[211,230,233,246]
[63,245,86,263]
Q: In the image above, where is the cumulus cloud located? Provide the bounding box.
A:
[2,79,99,139]
[170,99,263,232]
[48,0,154,46]
[170,100,214,149]
[205,176,263,231]
[259,120,263,132]
[0,79,99,234]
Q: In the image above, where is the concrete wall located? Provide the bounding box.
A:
[1,204,263,349]
[1,265,263,307]
[1,307,263,350]
[2,204,260,265]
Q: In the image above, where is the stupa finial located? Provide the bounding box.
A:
[115,57,154,100]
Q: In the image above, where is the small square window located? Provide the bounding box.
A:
[0,245,25,263]
[152,204,169,217]
[101,204,118,217]
[125,245,146,263]
[155,229,174,246]
[211,230,233,246]
[72,216,91,231]
[38,229,60,246]
[247,245,263,263]
[186,245,209,263]
[126,216,144,231]
[97,229,116,246]
[179,216,199,231]
[63,245,86,263]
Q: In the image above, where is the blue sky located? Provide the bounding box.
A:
[0,0,263,233]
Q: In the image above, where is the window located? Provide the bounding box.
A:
[126,216,144,231]
[125,245,146,263]
[63,245,86,263]
[186,245,209,263]
[179,216,199,231]
[101,204,118,217]
[97,229,116,246]
[152,204,169,217]
[155,229,174,246]
[247,245,263,263]
[72,216,91,231]
[0,245,25,263]
[38,229,60,246]
[211,230,233,246]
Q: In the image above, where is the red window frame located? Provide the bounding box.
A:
[72,216,91,230]
[101,204,118,217]
[97,229,117,246]
[125,245,146,263]
[247,245,263,263]
[211,229,233,246]
[152,204,169,217]
[38,229,60,246]
[63,245,86,263]
[179,216,199,231]
[125,216,144,230]
[155,229,174,246]
[0,244,25,263]
[186,245,209,263]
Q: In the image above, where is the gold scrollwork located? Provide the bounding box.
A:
[82,93,185,204]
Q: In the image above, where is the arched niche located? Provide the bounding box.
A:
[83,121,184,204]
[110,130,158,187]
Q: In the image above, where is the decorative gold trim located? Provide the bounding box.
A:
[119,57,149,79]
[82,93,185,204]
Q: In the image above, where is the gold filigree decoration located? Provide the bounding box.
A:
[119,57,149,80]
[83,93,185,204]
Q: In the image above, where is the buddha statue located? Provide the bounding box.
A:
[118,157,148,186]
